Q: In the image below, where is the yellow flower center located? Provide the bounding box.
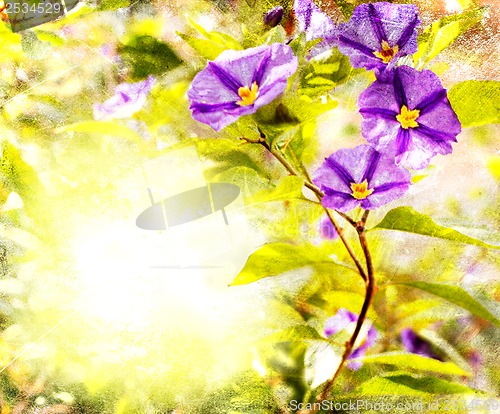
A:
[396,105,420,129]
[373,40,399,64]
[237,82,259,106]
[350,179,374,200]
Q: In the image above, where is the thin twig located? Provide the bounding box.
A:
[241,134,378,409]
[308,212,377,413]
[242,134,368,282]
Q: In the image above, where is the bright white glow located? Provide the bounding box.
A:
[196,15,216,32]
[2,192,23,211]
[445,0,463,13]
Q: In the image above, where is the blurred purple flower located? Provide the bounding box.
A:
[313,144,411,213]
[93,75,156,121]
[325,308,378,370]
[188,43,298,131]
[319,216,338,240]
[338,2,420,72]
[264,6,284,27]
[467,349,482,369]
[294,0,338,57]
[400,328,441,360]
[358,65,461,169]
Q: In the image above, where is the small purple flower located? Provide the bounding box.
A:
[294,0,338,57]
[264,6,284,27]
[319,216,338,240]
[188,44,298,131]
[325,308,378,370]
[337,2,420,71]
[312,145,411,213]
[93,75,156,121]
[400,328,441,360]
[358,65,461,169]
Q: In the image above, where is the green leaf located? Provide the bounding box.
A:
[299,49,354,98]
[448,81,500,127]
[210,166,271,196]
[230,243,337,286]
[0,140,43,216]
[118,35,182,79]
[265,325,326,343]
[353,373,482,396]
[177,19,242,60]
[413,7,486,69]
[247,176,307,204]
[356,353,470,376]
[393,282,500,327]
[372,206,500,250]
[334,0,355,20]
[95,0,130,11]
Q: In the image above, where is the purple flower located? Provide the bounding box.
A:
[358,65,461,169]
[293,0,338,57]
[319,216,338,240]
[312,145,411,213]
[337,2,420,71]
[264,6,284,27]
[325,308,378,370]
[400,328,441,360]
[187,44,298,131]
[93,75,156,121]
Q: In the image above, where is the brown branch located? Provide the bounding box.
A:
[242,134,368,282]
[308,212,377,413]
[241,134,378,409]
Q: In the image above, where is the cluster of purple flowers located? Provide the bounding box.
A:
[187,0,461,215]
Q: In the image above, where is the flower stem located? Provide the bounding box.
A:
[308,212,377,413]
[241,134,367,282]
[241,134,377,409]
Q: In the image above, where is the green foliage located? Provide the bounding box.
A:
[353,373,482,396]
[265,325,327,343]
[393,282,500,327]
[247,176,307,204]
[95,0,130,11]
[0,140,43,216]
[177,18,242,60]
[118,35,182,79]
[299,49,356,98]
[413,7,487,69]
[230,242,341,286]
[334,0,355,20]
[448,81,500,127]
[372,206,500,250]
[356,352,470,376]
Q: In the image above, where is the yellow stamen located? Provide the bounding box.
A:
[351,179,374,200]
[373,40,399,64]
[237,82,259,106]
[397,105,420,129]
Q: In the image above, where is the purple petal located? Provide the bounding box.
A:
[347,324,378,369]
[208,62,242,94]
[324,308,357,337]
[313,145,411,212]
[367,3,387,44]
[358,66,461,169]
[264,6,284,27]
[93,75,156,121]
[319,216,338,240]
[338,2,420,71]
[188,44,298,131]
[294,0,338,57]
[400,328,441,360]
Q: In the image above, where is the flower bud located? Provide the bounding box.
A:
[264,6,284,27]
